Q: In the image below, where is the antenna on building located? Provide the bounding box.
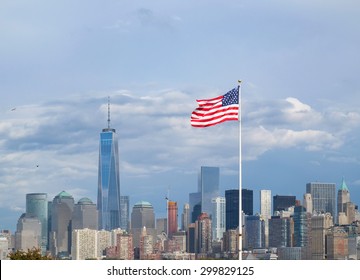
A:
[107,96,111,129]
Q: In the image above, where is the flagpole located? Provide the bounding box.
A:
[238,80,242,261]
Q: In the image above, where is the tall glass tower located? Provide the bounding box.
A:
[26,193,48,253]
[97,98,121,230]
[198,166,220,217]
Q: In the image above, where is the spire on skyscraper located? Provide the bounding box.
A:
[340,177,349,191]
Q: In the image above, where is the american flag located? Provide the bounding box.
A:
[190,87,239,128]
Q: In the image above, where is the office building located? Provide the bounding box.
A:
[130,201,156,248]
[242,188,253,215]
[310,213,333,260]
[273,195,296,212]
[211,196,226,240]
[72,197,98,230]
[97,99,121,230]
[268,216,291,248]
[26,193,48,253]
[225,189,239,230]
[260,190,272,219]
[181,203,190,232]
[189,192,201,223]
[260,190,271,248]
[244,215,264,250]
[15,213,41,252]
[198,166,220,218]
[306,182,336,218]
[120,196,129,232]
[303,193,313,214]
[50,191,74,258]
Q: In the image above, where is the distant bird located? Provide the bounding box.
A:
[11,108,16,111]
[36,165,39,168]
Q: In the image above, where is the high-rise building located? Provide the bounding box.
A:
[72,197,98,230]
[71,228,97,260]
[211,196,226,241]
[225,189,239,230]
[260,190,271,248]
[336,178,356,224]
[310,213,333,260]
[156,218,167,235]
[337,178,350,214]
[181,203,190,231]
[0,235,8,260]
[120,196,129,232]
[50,191,74,258]
[268,216,291,248]
[130,201,156,248]
[97,99,121,230]
[293,205,312,259]
[196,212,212,255]
[242,188,253,215]
[244,215,264,250]
[260,190,272,219]
[303,193,313,214]
[167,200,178,238]
[273,195,296,212]
[306,182,336,218]
[117,233,134,260]
[198,166,220,217]
[26,193,48,252]
[189,192,201,223]
[15,213,41,252]
[225,189,253,230]
[187,223,196,253]
[326,226,349,260]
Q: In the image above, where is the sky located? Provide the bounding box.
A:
[1,0,360,232]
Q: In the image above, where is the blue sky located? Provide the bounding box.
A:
[1,0,360,232]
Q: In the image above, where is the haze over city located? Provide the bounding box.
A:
[1,0,360,233]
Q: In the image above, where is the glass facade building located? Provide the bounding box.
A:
[198,166,220,218]
[306,182,336,217]
[120,196,129,232]
[97,126,121,230]
[273,195,296,212]
[225,189,239,230]
[26,193,48,252]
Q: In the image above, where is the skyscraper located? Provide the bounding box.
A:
[120,196,129,232]
[72,197,98,230]
[26,193,48,252]
[50,191,74,258]
[181,203,190,231]
[130,201,156,248]
[273,195,296,212]
[15,213,41,252]
[167,200,178,238]
[306,182,336,218]
[242,188,253,215]
[211,196,226,240]
[198,166,220,217]
[196,212,212,255]
[97,99,121,230]
[225,189,239,230]
[260,190,272,219]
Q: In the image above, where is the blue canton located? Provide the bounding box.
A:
[222,87,239,106]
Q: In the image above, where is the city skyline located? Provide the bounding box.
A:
[1,1,360,234]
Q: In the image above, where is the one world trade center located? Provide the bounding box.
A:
[97,98,121,230]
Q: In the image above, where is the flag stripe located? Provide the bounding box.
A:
[190,87,239,128]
